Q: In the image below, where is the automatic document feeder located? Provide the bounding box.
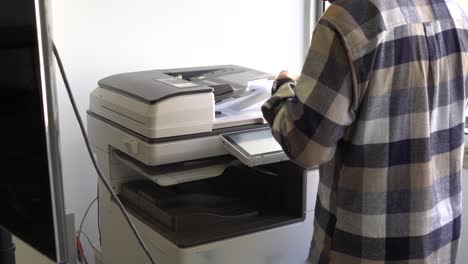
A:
[87,65,319,264]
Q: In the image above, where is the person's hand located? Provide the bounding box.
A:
[276,70,300,82]
[272,70,299,94]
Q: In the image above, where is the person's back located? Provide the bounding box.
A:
[262,0,468,263]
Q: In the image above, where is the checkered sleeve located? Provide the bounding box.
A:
[262,20,359,168]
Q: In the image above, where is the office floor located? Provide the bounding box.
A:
[13,236,53,264]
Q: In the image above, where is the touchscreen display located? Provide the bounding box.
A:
[224,129,283,156]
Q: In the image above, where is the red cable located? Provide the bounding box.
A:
[76,236,89,264]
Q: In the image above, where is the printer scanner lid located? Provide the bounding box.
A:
[91,65,274,139]
[98,65,273,104]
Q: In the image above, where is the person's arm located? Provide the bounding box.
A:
[262,20,359,168]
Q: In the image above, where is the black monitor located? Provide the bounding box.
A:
[0,0,70,262]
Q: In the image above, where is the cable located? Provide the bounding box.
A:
[97,184,102,245]
[76,197,98,261]
[79,231,99,252]
[52,43,157,264]
[76,231,98,264]
[76,237,89,264]
[78,197,98,240]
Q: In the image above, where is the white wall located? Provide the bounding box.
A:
[51,0,307,262]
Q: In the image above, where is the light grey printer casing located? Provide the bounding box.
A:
[87,65,319,264]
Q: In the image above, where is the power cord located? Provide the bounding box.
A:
[52,43,157,264]
[76,237,89,264]
[76,197,98,262]
[79,231,99,252]
[78,197,98,242]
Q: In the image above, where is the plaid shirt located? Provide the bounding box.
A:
[262,0,468,263]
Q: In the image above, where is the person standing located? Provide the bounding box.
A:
[263,0,468,263]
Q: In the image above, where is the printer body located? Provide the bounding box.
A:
[87,65,319,264]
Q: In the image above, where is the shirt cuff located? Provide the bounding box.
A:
[262,82,295,126]
[272,78,296,94]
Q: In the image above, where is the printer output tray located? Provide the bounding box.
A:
[121,180,259,232]
[113,151,236,186]
[118,162,305,248]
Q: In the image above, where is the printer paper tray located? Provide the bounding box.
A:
[113,151,235,186]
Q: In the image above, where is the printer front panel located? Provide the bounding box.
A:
[100,188,314,264]
[89,114,317,264]
[87,113,228,167]
[105,145,306,245]
[90,88,215,139]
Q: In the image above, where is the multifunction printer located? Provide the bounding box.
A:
[87,65,319,264]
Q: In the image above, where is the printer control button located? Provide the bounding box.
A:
[122,139,139,154]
